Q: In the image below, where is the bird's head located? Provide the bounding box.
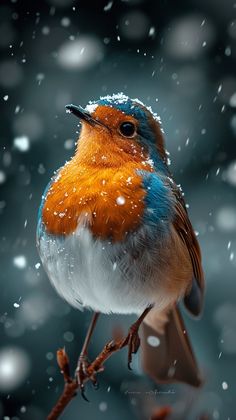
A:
[66,93,169,171]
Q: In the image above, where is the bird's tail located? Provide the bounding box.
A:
[141,306,202,387]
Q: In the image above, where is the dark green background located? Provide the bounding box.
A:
[0,0,235,418]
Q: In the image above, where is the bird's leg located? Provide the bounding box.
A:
[75,312,100,400]
[122,305,153,370]
[86,306,154,379]
[58,306,153,402]
[75,307,152,399]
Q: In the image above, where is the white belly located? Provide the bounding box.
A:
[37,225,175,315]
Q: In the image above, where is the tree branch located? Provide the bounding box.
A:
[47,337,127,420]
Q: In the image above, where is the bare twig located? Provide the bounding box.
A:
[57,348,71,383]
[47,380,78,420]
[47,337,128,420]
[47,307,152,419]
[87,336,127,376]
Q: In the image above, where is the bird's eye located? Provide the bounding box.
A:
[119,122,136,138]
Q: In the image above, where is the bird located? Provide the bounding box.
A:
[37,93,204,397]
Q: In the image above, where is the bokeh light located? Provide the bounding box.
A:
[0,347,30,392]
[216,206,236,231]
[164,15,215,59]
[57,36,104,70]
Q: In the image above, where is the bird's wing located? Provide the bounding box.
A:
[170,179,204,316]
[141,174,204,386]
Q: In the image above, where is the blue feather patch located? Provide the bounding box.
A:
[138,170,174,234]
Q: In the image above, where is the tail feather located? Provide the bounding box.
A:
[141,306,202,387]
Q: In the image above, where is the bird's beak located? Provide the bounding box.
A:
[65,104,105,128]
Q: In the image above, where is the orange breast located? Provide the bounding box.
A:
[42,119,155,241]
[42,160,153,241]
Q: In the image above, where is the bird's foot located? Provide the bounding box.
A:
[122,324,141,370]
[75,355,99,401]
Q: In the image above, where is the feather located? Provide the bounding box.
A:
[170,181,205,316]
[141,306,202,387]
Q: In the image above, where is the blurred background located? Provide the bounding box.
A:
[0,0,236,418]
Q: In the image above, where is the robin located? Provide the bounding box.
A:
[37,93,204,398]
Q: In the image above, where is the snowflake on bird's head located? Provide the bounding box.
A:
[85,92,163,128]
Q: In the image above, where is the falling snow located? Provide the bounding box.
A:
[103,1,113,12]
[13,255,27,269]
[147,335,160,347]
[116,196,126,205]
[13,136,30,152]
[222,381,228,390]
[85,103,99,113]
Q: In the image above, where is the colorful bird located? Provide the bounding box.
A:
[37,93,204,397]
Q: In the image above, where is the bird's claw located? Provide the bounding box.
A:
[123,326,141,370]
[80,384,90,402]
[75,355,99,401]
